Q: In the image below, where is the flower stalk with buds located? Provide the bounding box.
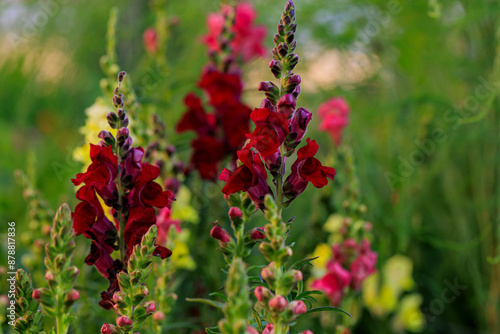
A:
[13,269,43,334]
[31,203,80,334]
[101,225,160,334]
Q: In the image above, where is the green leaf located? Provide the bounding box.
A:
[299,306,352,318]
[186,298,225,310]
[288,256,319,270]
[209,292,229,303]
[295,290,322,300]
[252,309,263,332]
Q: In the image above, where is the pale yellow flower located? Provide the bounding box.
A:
[171,186,199,224]
[392,294,425,332]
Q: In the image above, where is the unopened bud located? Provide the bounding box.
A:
[32,289,41,300]
[118,71,126,82]
[116,316,133,328]
[228,207,242,219]
[101,323,117,334]
[210,225,231,243]
[269,59,283,78]
[116,128,129,143]
[268,295,288,312]
[289,300,307,315]
[249,228,265,240]
[98,131,116,147]
[261,265,275,281]
[247,326,260,334]
[146,302,156,313]
[301,331,314,334]
[44,271,54,281]
[66,289,80,302]
[153,311,165,322]
[107,112,119,129]
[254,286,273,302]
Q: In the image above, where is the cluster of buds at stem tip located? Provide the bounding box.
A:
[31,203,80,334]
[100,71,132,161]
[13,269,43,334]
[102,225,160,333]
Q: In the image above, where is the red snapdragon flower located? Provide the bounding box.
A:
[219,149,271,207]
[176,93,216,136]
[246,108,289,158]
[318,97,350,146]
[283,139,335,198]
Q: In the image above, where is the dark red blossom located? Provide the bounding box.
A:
[191,136,226,180]
[246,108,289,157]
[283,139,335,199]
[219,149,271,207]
[72,144,118,187]
[176,93,216,136]
[199,68,243,107]
[129,163,175,209]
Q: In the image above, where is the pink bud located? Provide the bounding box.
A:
[116,316,133,327]
[301,331,314,334]
[153,311,165,322]
[290,300,307,315]
[228,207,242,219]
[210,225,231,243]
[101,323,117,334]
[254,286,272,302]
[32,289,41,300]
[292,270,303,282]
[44,271,54,281]
[67,289,80,301]
[249,228,265,240]
[247,326,260,334]
[268,295,288,312]
[262,323,274,334]
[143,28,158,54]
[146,302,156,313]
[260,266,274,281]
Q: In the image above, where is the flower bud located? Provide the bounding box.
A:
[228,207,242,219]
[277,43,289,57]
[117,108,126,120]
[101,323,117,334]
[249,228,265,240]
[66,289,80,302]
[98,131,116,147]
[116,128,129,144]
[262,324,274,334]
[268,295,288,312]
[261,262,276,280]
[113,95,123,108]
[254,286,273,302]
[44,271,54,281]
[118,71,126,82]
[301,331,314,334]
[277,24,285,36]
[153,311,165,322]
[277,246,293,263]
[116,316,133,328]
[247,326,260,334]
[32,289,41,300]
[269,59,283,79]
[289,300,307,315]
[107,112,119,129]
[210,225,231,243]
[146,302,156,313]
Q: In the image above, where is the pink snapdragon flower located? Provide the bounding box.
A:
[311,262,351,306]
[312,238,377,305]
[202,2,266,62]
[318,97,350,146]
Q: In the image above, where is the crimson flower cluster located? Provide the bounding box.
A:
[176,3,266,180]
[311,238,377,306]
[218,1,334,208]
[72,72,174,309]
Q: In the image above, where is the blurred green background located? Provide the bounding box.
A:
[0,0,499,333]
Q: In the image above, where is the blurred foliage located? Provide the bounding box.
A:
[0,0,499,333]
